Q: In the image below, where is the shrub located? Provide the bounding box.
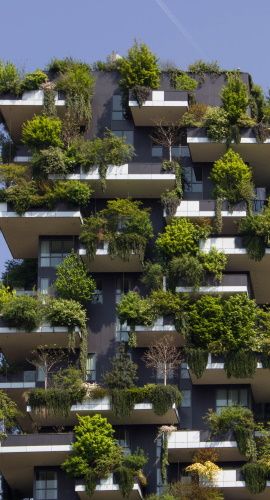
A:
[168,254,204,289]
[161,188,181,217]
[224,350,257,378]
[239,201,270,261]
[150,290,183,317]
[21,70,48,91]
[2,295,41,331]
[22,115,63,149]
[141,262,164,291]
[46,298,87,332]
[221,72,249,123]
[103,344,138,390]
[188,295,225,349]
[48,180,92,207]
[186,348,209,378]
[117,291,155,328]
[188,60,222,76]
[0,284,15,312]
[31,147,74,176]
[156,218,211,259]
[2,259,37,290]
[200,248,227,282]
[0,390,19,438]
[241,463,267,494]
[146,384,182,415]
[55,252,96,303]
[204,107,229,142]
[180,103,208,127]
[119,41,160,90]
[130,85,151,106]
[4,180,41,215]
[0,61,21,95]
[173,73,198,92]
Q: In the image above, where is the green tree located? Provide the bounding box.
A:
[103,343,138,389]
[22,115,63,149]
[156,218,211,259]
[54,252,96,303]
[0,60,21,95]
[119,41,160,90]
[117,291,155,329]
[221,72,249,123]
[2,295,41,331]
[0,390,18,438]
[21,70,48,91]
[2,259,37,290]
[188,295,225,349]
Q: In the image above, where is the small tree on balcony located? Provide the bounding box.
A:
[0,390,19,439]
[28,344,67,390]
[55,252,96,304]
[22,115,63,149]
[119,41,160,96]
[103,343,138,390]
[150,122,181,162]
[143,335,182,385]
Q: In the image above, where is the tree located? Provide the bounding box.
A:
[221,72,249,123]
[103,343,138,389]
[54,252,96,303]
[2,259,37,290]
[28,344,67,389]
[156,218,211,259]
[22,115,63,149]
[119,41,160,90]
[143,335,182,385]
[150,122,181,161]
[0,390,18,439]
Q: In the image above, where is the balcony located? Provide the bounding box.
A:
[116,317,183,348]
[0,433,72,494]
[213,469,270,499]
[129,90,188,126]
[0,322,80,363]
[190,354,270,402]
[76,476,142,499]
[168,430,244,462]
[176,273,250,295]
[27,396,179,426]
[49,163,175,198]
[79,243,143,273]
[0,90,65,141]
[0,202,82,258]
[187,127,270,185]
[200,236,270,303]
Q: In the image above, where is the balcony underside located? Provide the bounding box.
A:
[0,440,71,494]
[218,485,270,499]
[135,329,183,348]
[190,365,270,402]
[168,442,243,463]
[27,404,179,426]
[0,99,65,142]
[76,484,142,500]
[0,326,79,363]
[0,209,82,258]
[79,249,143,272]
[226,253,270,304]
[129,102,188,126]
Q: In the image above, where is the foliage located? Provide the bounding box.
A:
[47,57,91,74]
[161,188,180,217]
[188,60,222,77]
[46,298,87,332]
[55,252,96,303]
[22,115,63,149]
[72,131,134,191]
[141,262,164,291]
[241,463,267,494]
[221,72,249,124]
[80,199,153,261]
[119,41,160,90]
[173,72,198,92]
[42,81,57,117]
[0,284,15,312]
[131,85,150,107]
[103,343,138,389]
[206,406,256,459]
[0,60,21,95]
[2,295,41,331]
[180,103,208,127]
[168,481,224,500]
[224,350,257,378]
[28,344,67,390]
[200,248,227,282]
[185,461,221,483]
[186,348,208,378]
[117,449,148,497]
[168,254,204,290]
[0,390,19,438]
[0,163,28,186]
[2,259,37,290]
[31,146,74,176]
[62,414,122,496]
[117,291,155,330]
[150,290,183,317]
[210,149,254,207]
[21,70,48,91]
[204,107,229,142]
[146,384,181,414]
[239,201,270,261]
[143,334,182,385]
[48,180,92,207]
[4,179,41,215]
[27,368,86,416]
[156,218,211,259]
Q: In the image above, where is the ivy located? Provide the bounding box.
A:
[239,201,270,261]
[241,463,267,494]
[186,348,208,378]
[224,350,257,378]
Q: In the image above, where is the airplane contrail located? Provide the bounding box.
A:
[153,0,208,60]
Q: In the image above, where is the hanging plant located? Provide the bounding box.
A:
[213,197,223,233]
[161,188,180,217]
[186,348,208,378]
[224,350,257,378]
[241,463,267,494]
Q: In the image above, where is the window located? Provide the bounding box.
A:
[112,95,125,121]
[115,429,130,452]
[152,144,163,157]
[92,279,103,304]
[171,145,191,158]
[216,388,248,413]
[86,353,96,382]
[182,390,191,408]
[40,239,74,267]
[35,471,57,500]
[171,145,181,158]
[156,363,174,382]
[183,165,203,192]
[180,363,190,380]
[40,278,50,295]
[113,130,133,145]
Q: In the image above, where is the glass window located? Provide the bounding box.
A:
[152,145,163,157]
[180,363,190,380]
[112,95,125,120]
[113,130,133,145]
[183,165,203,193]
[216,388,249,413]
[40,239,74,267]
[182,390,191,407]
[86,353,96,382]
[171,146,181,158]
[40,278,50,295]
[35,471,57,500]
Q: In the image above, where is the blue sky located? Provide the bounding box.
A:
[0,0,269,271]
